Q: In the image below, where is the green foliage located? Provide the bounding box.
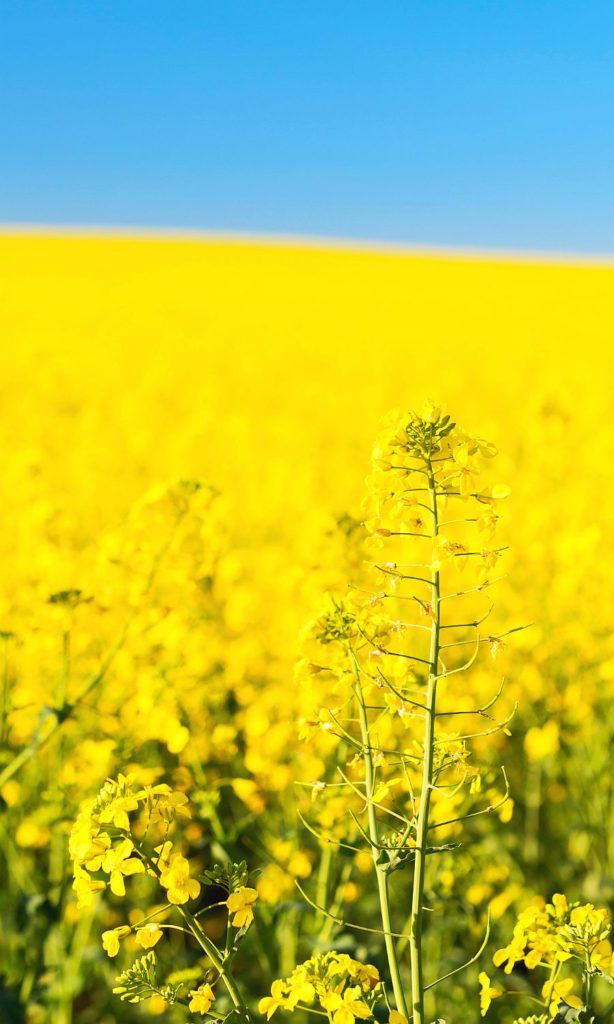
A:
[112,951,183,1006]
[199,860,250,892]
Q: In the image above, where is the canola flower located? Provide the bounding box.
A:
[189,983,216,1015]
[294,403,518,1024]
[1,234,614,1023]
[258,952,381,1024]
[486,894,614,1021]
[69,773,257,1019]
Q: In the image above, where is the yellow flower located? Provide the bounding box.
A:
[493,935,526,974]
[135,923,164,948]
[259,979,288,1019]
[149,994,168,1015]
[101,925,130,957]
[188,983,216,1015]
[98,777,139,831]
[591,939,613,972]
[321,986,372,1024]
[286,979,315,1008]
[551,893,570,916]
[159,853,201,905]
[479,972,502,1016]
[69,815,110,869]
[15,819,50,848]
[101,838,145,896]
[257,864,293,903]
[542,977,582,1017]
[143,786,192,823]
[72,866,106,909]
[389,1012,408,1024]
[226,886,258,928]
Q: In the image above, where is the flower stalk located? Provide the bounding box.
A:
[408,460,440,1024]
[354,670,409,1019]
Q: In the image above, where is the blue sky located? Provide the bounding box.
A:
[2,1,614,252]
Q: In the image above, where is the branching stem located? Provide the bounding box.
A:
[408,457,440,1024]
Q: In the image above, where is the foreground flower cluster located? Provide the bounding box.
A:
[482,894,614,1021]
[69,773,258,1018]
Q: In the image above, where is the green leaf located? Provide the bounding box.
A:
[199,860,249,892]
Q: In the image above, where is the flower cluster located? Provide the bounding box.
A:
[69,773,197,911]
[493,894,613,975]
[259,952,382,1024]
[483,894,614,1020]
[68,773,260,1019]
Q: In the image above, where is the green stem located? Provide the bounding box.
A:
[354,673,409,1018]
[542,960,560,1015]
[316,843,333,917]
[179,905,251,1020]
[408,461,440,1024]
[583,953,592,1008]
[319,861,353,945]
[138,845,251,1021]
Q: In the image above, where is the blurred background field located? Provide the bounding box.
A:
[3,231,613,529]
[1,232,614,1021]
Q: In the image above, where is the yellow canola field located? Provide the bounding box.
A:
[2,233,612,530]
[1,232,613,1023]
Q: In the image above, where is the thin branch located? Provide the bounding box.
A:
[439,605,494,630]
[424,915,491,991]
[438,576,505,603]
[433,704,516,744]
[295,881,411,940]
[429,767,509,830]
[435,635,481,679]
[436,677,506,718]
[336,766,410,824]
[297,809,363,853]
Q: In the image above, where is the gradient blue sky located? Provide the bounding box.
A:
[2,1,614,252]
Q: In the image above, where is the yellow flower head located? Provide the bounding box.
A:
[189,983,216,1015]
[72,866,106,909]
[101,837,145,896]
[542,977,582,1018]
[135,923,163,949]
[159,853,201,905]
[101,925,130,958]
[226,886,258,928]
[479,972,502,1016]
[321,986,372,1024]
[259,979,289,1019]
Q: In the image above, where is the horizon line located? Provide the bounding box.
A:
[1,221,614,267]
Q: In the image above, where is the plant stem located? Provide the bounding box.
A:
[179,905,251,1020]
[583,953,592,1008]
[139,847,251,1021]
[354,674,409,1018]
[409,460,440,1024]
[316,843,333,921]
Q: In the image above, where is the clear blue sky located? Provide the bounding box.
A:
[2,1,614,252]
